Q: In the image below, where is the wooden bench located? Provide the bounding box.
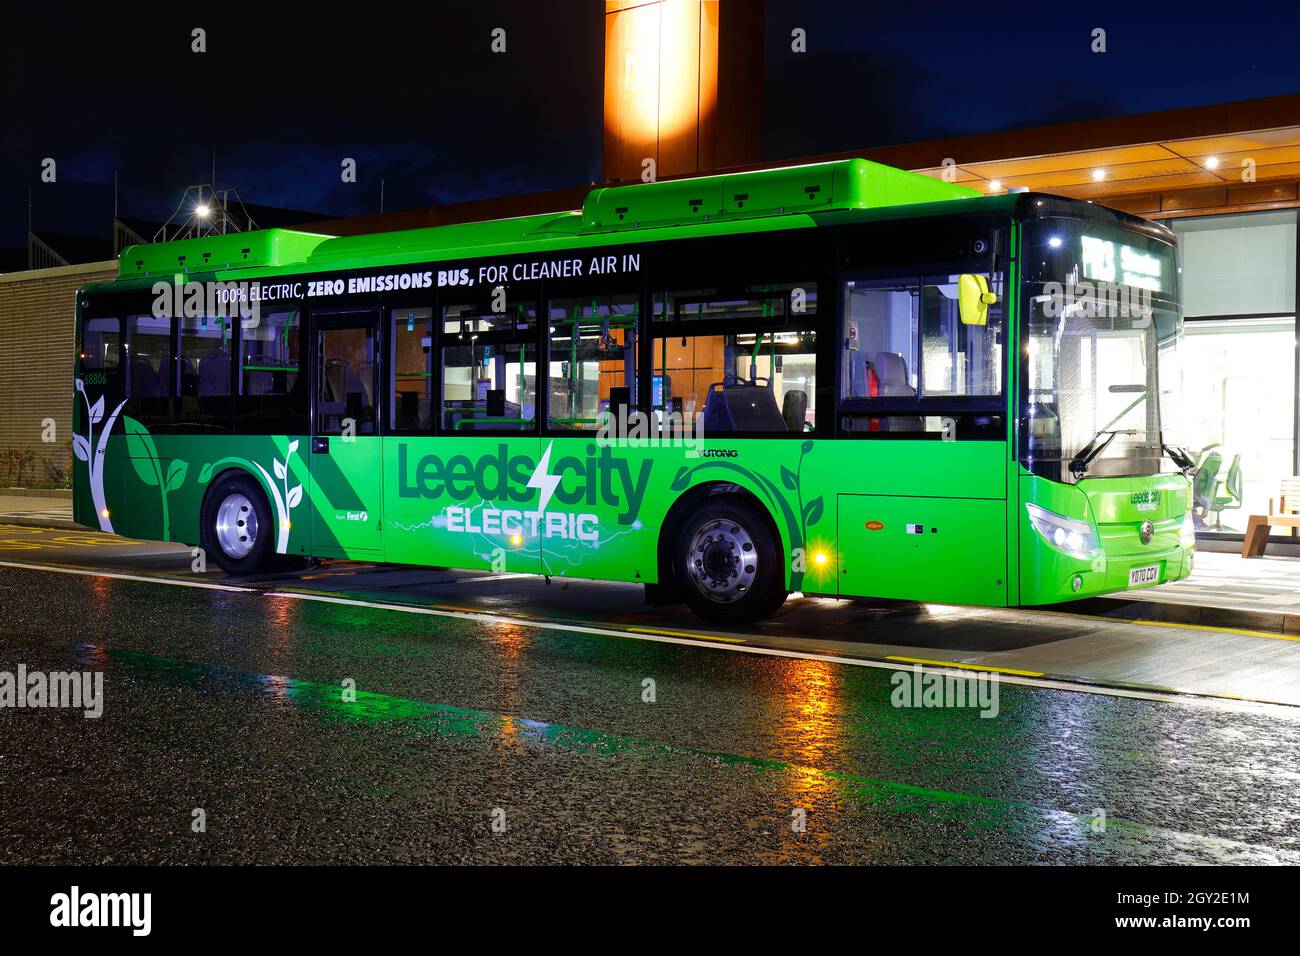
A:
[1271,477,1300,528]
[1242,514,1300,557]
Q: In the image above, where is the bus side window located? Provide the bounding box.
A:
[81,316,121,373]
[920,274,1003,398]
[547,294,637,430]
[840,278,923,433]
[391,307,435,432]
[650,285,818,434]
[178,314,234,433]
[126,313,175,427]
[78,314,124,417]
[237,309,306,434]
[440,300,538,433]
[839,275,1005,439]
[318,321,379,436]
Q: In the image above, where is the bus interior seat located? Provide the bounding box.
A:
[169,355,198,396]
[324,359,363,406]
[246,369,273,395]
[162,356,197,395]
[782,389,808,432]
[396,392,434,430]
[396,391,421,428]
[874,351,914,399]
[874,351,923,432]
[198,352,231,397]
[701,377,786,432]
[358,364,376,405]
[129,354,162,397]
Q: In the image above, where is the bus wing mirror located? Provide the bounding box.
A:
[958,273,996,326]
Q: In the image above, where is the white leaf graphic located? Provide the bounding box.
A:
[274,458,287,481]
[72,434,91,462]
[287,439,299,455]
[75,379,85,394]
[286,485,303,509]
[89,396,105,425]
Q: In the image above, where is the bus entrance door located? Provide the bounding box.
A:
[309,310,385,557]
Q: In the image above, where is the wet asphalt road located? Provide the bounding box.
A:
[1,563,1299,864]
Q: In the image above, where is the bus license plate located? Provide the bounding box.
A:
[1128,564,1160,588]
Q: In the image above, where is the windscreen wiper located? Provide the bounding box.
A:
[1069,429,1139,478]
[1163,442,1195,475]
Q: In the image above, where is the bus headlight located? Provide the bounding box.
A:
[1026,503,1100,558]
[1181,512,1196,548]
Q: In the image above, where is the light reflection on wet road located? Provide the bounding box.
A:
[1,565,1298,864]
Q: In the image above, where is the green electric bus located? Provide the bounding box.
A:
[72,158,1194,622]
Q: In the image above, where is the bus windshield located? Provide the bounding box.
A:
[1020,218,1183,482]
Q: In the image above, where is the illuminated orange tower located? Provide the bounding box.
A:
[603,0,763,182]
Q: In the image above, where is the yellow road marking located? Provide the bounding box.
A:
[885,655,1045,678]
[628,626,746,644]
[1023,607,1300,643]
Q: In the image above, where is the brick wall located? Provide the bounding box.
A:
[0,261,116,487]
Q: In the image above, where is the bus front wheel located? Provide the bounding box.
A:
[201,473,276,576]
[673,497,788,624]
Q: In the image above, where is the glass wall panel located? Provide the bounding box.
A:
[1178,317,1295,532]
[1173,211,1297,317]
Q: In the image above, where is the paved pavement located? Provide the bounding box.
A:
[1131,551,1300,615]
[0,494,73,529]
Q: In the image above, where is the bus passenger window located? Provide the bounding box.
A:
[840,276,1004,438]
[651,282,818,434]
[238,310,305,434]
[652,333,818,434]
[80,317,121,372]
[318,325,377,436]
[78,314,124,420]
[126,314,175,425]
[921,275,1003,398]
[841,279,918,401]
[441,301,537,433]
[547,295,637,430]
[242,311,300,396]
[650,333,722,424]
[178,314,234,432]
[391,307,434,432]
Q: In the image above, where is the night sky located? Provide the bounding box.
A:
[2,0,1298,249]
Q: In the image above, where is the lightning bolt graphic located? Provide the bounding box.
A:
[527,440,561,516]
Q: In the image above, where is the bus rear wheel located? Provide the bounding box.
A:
[673,497,788,624]
[202,473,276,576]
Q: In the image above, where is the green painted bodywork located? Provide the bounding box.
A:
[75,158,1193,607]
[109,159,981,286]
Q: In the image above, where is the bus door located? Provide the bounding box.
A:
[309,308,384,557]
[541,287,647,583]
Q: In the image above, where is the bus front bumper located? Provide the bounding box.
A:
[1019,540,1195,605]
